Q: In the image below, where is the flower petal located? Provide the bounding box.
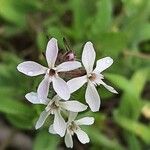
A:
[100,80,118,94]
[37,77,51,102]
[67,75,87,93]
[93,57,113,73]
[25,92,48,105]
[49,124,57,134]
[35,110,49,129]
[17,61,47,76]
[51,94,62,101]
[82,42,96,74]
[75,129,90,144]
[65,131,73,148]
[60,101,87,112]
[68,112,78,122]
[53,110,66,137]
[52,76,70,100]
[46,38,58,68]
[56,61,81,72]
[75,117,94,125]
[85,82,100,112]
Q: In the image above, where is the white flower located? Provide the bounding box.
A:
[67,42,118,112]
[25,92,88,137]
[53,112,94,148]
[17,38,81,101]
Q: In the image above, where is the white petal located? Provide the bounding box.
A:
[68,112,78,122]
[101,80,118,94]
[35,110,49,129]
[56,61,81,72]
[37,77,51,102]
[67,75,87,93]
[46,38,58,68]
[75,129,90,144]
[85,82,100,112]
[75,117,94,125]
[60,101,87,112]
[25,92,48,105]
[52,76,70,100]
[82,42,96,74]
[65,131,73,148]
[93,57,113,73]
[49,124,57,134]
[53,110,66,137]
[51,94,62,101]
[17,61,47,76]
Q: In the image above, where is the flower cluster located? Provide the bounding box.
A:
[17,38,117,148]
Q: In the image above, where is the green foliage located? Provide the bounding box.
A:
[33,130,59,150]
[0,0,150,149]
[0,0,40,26]
[114,111,150,144]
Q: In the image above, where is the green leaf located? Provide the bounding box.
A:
[96,32,128,57]
[114,112,150,144]
[118,92,142,120]
[0,0,40,26]
[131,68,150,97]
[33,130,60,150]
[127,134,142,150]
[6,114,35,129]
[105,73,130,91]
[91,0,112,34]
[86,128,125,150]
[0,98,36,117]
[46,26,64,47]
[71,0,90,40]
[0,0,26,26]
[122,0,150,48]
[36,31,47,52]
[137,23,150,42]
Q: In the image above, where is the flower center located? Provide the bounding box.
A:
[51,102,59,110]
[45,101,59,113]
[89,73,96,81]
[49,69,56,76]
[68,121,78,133]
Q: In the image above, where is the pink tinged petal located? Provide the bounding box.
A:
[52,76,70,100]
[85,82,100,112]
[82,42,96,74]
[53,110,66,137]
[67,75,87,93]
[46,38,58,68]
[35,110,49,129]
[75,117,94,126]
[93,57,113,73]
[25,92,48,105]
[56,61,81,72]
[100,80,118,94]
[68,112,78,122]
[65,131,73,148]
[49,124,57,134]
[75,129,90,144]
[37,77,51,103]
[59,101,87,112]
[17,61,47,76]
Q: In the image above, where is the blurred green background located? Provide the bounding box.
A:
[0,0,150,149]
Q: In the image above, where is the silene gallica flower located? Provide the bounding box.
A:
[49,112,94,148]
[25,92,87,137]
[17,37,118,148]
[67,42,118,112]
[64,112,94,148]
[17,38,81,101]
